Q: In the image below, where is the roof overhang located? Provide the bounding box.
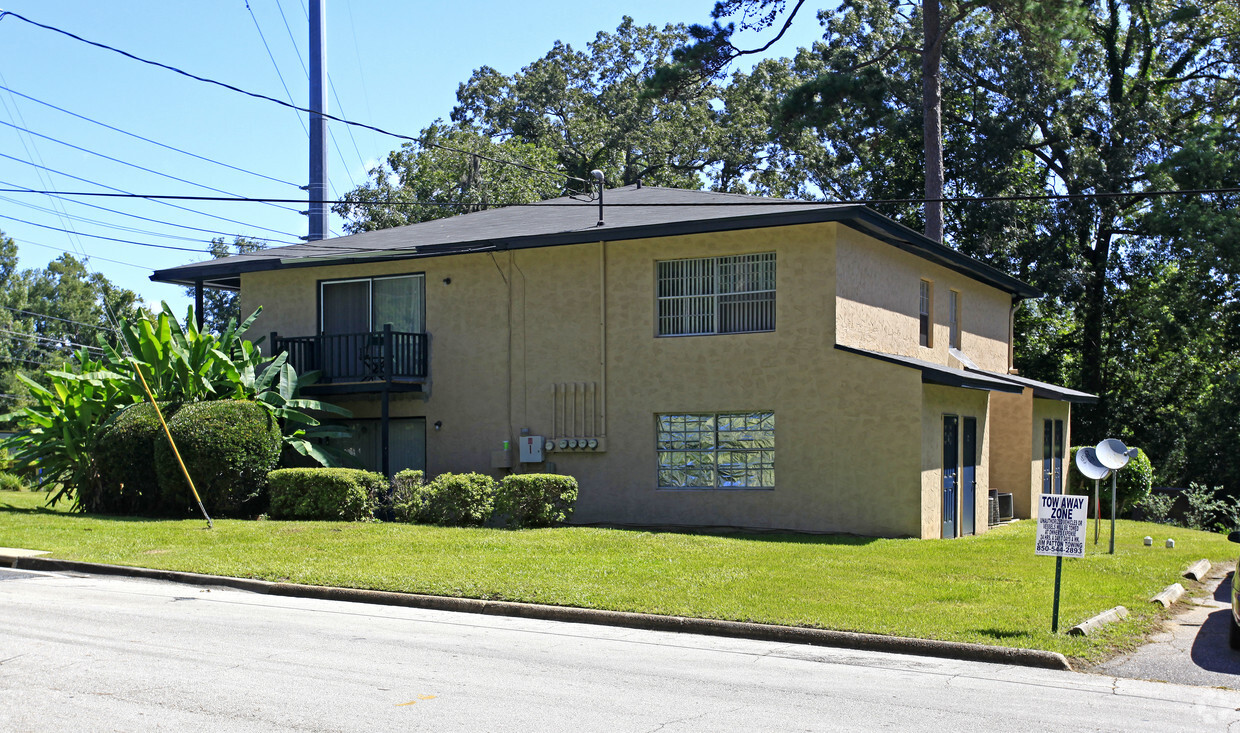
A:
[150,191,1042,300]
[834,345,1024,394]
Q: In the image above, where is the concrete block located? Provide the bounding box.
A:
[1068,606,1129,636]
[1183,559,1212,582]
[1150,583,1185,608]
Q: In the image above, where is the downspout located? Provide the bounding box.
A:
[598,240,607,439]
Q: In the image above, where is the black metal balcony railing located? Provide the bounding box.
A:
[271,326,428,383]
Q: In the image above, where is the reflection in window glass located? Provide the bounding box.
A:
[656,412,774,489]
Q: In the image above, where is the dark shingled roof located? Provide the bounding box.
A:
[150,185,1041,299]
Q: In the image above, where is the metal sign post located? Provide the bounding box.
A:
[1036,494,1087,633]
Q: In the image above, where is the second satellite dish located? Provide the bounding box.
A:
[1075,447,1111,480]
[1096,439,1132,470]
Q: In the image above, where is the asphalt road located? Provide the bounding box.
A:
[1094,569,1240,688]
[3,567,1240,732]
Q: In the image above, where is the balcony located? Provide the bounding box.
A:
[271,325,428,395]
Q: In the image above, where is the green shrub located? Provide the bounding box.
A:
[0,471,28,492]
[496,473,578,528]
[268,467,382,521]
[1067,445,1153,517]
[417,472,497,527]
[388,469,426,523]
[154,400,282,517]
[88,402,179,515]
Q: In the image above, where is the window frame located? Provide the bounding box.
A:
[318,272,426,334]
[948,289,961,349]
[656,411,775,491]
[655,252,776,337]
[919,279,933,347]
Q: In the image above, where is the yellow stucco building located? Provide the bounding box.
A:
[153,185,1093,538]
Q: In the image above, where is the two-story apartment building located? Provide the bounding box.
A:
[151,185,1093,538]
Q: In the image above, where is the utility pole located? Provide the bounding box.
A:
[305,0,328,242]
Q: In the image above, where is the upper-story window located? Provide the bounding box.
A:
[321,274,425,335]
[657,253,776,336]
[919,279,932,347]
[948,290,961,349]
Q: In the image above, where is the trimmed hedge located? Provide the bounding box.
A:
[496,474,578,528]
[416,472,497,527]
[90,402,178,515]
[1068,445,1154,517]
[268,467,383,521]
[388,469,425,523]
[155,400,281,517]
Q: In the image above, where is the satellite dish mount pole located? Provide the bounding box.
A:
[1094,479,1100,545]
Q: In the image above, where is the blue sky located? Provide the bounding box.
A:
[0,1,825,314]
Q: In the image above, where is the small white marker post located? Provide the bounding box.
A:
[1036,494,1088,633]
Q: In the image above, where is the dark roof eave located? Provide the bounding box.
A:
[150,199,1041,300]
[834,344,1025,394]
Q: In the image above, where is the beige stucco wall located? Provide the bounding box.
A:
[1029,398,1072,498]
[919,385,991,538]
[241,221,935,536]
[989,388,1035,518]
[834,226,1011,372]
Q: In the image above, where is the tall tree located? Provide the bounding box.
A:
[451,17,729,188]
[334,124,564,233]
[662,0,1080,241]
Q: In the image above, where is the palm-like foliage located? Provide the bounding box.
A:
[0,302,353,508]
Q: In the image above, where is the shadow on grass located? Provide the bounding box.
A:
[975,628,1034,641]
[579,524,881,547]
[0,501,64,515]
[0,501,203,525]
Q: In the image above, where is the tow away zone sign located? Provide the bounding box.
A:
[1036,494,1088,558]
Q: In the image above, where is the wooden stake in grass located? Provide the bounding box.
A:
[131,360,212,529]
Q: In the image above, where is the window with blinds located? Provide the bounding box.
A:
[656,253,776,336]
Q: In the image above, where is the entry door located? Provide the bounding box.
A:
[1042,420,1054,493]
[961,417,976,536]
[1053,420,1065,495]
[943,415,959,538]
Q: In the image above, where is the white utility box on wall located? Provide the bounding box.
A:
[518,435,545,463]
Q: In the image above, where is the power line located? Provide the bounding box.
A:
[0,304,119,332]
[270,0,362,188]
[0,83,300,188]
[2,186,1238,207]
[244,0,349,201]
[11,236,162,270]
[0,118,302,215]
[0,192,235,244]
[0,178,297,244]
[0,328,104,353]
[0,213,211,253]
[0,152,300,238]
[0,10,588,190]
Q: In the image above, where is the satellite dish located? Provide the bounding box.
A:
[1095,439,1132,470]
[1075,447,1111,480]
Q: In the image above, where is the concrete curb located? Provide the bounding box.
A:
[3,554,1072,672]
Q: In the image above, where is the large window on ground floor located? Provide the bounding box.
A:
[657,411,774,489]
[329,418,426,476]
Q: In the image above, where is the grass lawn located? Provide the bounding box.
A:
[2,489,1234,664]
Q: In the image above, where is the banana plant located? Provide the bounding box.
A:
[252,360,355,467]
[0,351,132,508]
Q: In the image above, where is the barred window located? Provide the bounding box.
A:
[657,253,775,336]
[949,290,961,349]
[657,412,775,490]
